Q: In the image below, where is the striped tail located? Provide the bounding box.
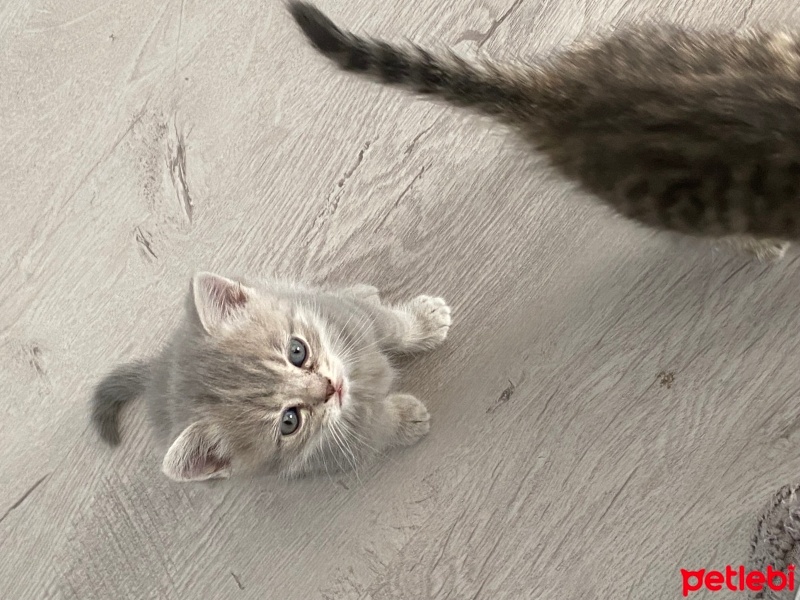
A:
[287,2,531,119]
[91,360,149,446]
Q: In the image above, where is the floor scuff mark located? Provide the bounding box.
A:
[658,371,675,389]
[166,115,193,223]
[373,164,428,232]
[230,571,245,591]
[0,473,51,525]
[317,139,374,226]
[28,344,46,377]
[405,123,436,156]
[456,0,525,47]
[337,140,371,189]
[134,226,158,260]
[487,379,516,413]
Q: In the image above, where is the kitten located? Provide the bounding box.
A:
[288,2,800,261]
[91,272,451,481]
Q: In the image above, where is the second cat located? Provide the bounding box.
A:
[290,2,800,261]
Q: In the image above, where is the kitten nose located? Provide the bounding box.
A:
[324,378,336,401]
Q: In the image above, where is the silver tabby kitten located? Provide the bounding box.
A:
[289,2,800,261]
[91,272,451,481]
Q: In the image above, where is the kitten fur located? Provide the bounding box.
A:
[288,2,800,259]
[91,272,451,482]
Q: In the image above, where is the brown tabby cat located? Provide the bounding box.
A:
[289,2,800,260]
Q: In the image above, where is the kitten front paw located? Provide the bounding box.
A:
[387,394,430,446]
[718,236,790,262]
[750,240,790,262]
[407,295,451,350]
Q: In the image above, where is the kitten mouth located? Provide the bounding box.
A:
[323,377,346,409]
[333,383,343,406]
[333,379,346,407]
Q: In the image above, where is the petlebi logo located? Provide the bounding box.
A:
[680,565,796,596]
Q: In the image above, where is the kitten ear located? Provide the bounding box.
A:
[192,272,252,334]
[162,421,233,482]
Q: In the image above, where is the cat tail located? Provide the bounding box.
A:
[91,360,149,446]
[288,2,532,121]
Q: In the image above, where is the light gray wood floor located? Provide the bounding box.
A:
[3,0,800,598]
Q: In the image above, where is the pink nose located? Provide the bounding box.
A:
[324,378,336,400]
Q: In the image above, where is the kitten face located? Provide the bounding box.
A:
[161,273,375,482]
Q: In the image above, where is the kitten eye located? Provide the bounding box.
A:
[280,407,301,435]
[288,337,308,367]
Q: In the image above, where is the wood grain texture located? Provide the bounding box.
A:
[2,0,800,598]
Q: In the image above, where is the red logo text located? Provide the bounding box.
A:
[681,565,795,596]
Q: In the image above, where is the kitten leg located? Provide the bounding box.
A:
[717,235,790,262]
[380,295,452,353]
[383,393,430,446]
[342,284,381,304]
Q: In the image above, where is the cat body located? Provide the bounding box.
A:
[289,2,800,259]
[91,273,451,481]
